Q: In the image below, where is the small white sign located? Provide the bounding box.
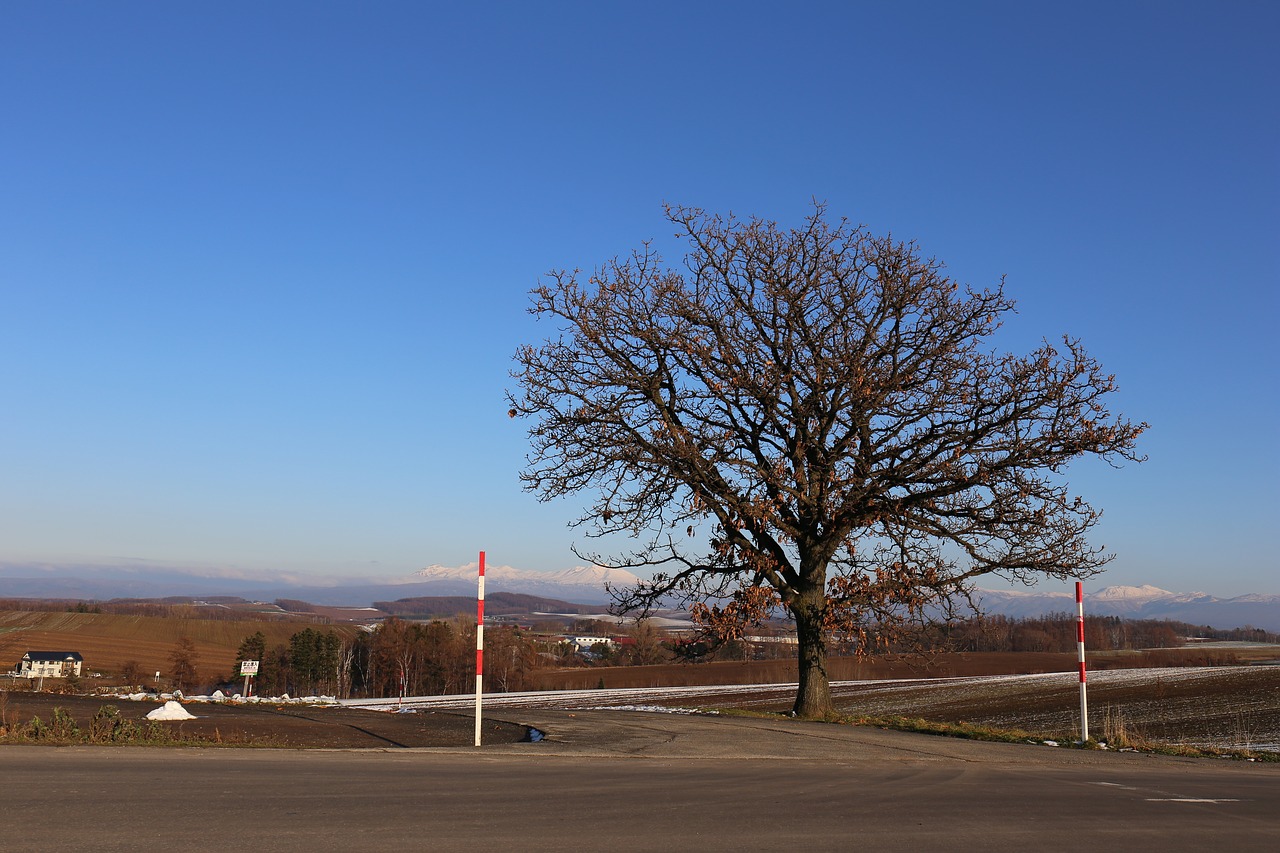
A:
[240,660,260,675]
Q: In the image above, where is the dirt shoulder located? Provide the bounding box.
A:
[0,691,528,748]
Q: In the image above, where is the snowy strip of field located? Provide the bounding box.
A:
[340,681,807,711]
[338,671,1111,712]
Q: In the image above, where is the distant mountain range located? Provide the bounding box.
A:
[2,561,1277,631]
[975,585,1280,633]
[374,591,603,618]
[0,561,642,606]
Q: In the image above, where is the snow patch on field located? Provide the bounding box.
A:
[109,691,341,706]
[341,682,809,712]
[594,705,712,715]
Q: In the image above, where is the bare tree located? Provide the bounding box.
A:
[510,204,1145,718]
[336,636,358,699]
[168,636,199,694]
[485,626,537,692]
[371,618,419,699]
[119,660,144,688]
[624,618,669,666]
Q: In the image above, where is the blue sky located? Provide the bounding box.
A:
[1,2,1275,595]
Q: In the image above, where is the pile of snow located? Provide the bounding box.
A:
[146,700,196,721]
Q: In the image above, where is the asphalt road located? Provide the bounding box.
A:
[2,710,1277,852]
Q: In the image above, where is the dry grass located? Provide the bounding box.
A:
[0,700,259,746]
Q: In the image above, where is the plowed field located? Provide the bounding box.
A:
[1,610,361,679]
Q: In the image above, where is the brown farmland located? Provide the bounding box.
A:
[0,610,361,682]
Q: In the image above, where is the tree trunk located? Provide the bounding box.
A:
[791,588,834,718]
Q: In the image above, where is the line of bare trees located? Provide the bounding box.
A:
[936,614,1279,653]
[233,618,542,699]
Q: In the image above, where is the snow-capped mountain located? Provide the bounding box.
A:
[409,563,643,603]
[973,585,1280,632]
[0,560,643,606]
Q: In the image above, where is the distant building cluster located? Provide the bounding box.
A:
[566,635,616,654]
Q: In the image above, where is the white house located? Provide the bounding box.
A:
[17,651,84,679]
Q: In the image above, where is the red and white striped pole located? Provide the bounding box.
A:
[474,551,486,747]
[1076,581,1089,742]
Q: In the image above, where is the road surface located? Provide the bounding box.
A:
[2,710,1276,851]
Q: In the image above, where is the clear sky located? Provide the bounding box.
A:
[1,2,1276,595]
